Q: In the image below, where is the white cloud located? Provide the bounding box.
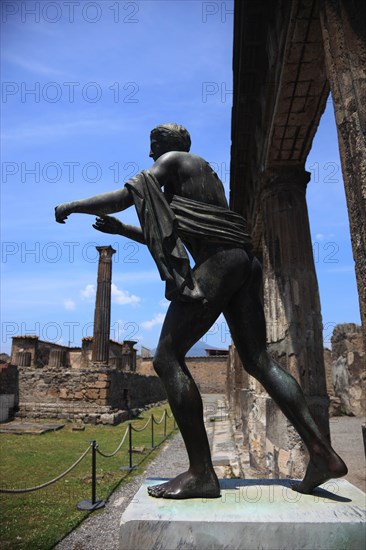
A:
[80,284,95,300]
[141,313,166,330]
[111,283,140,306]
[63,299,76,311]
[159,299,170,309]
[80,283,140,306]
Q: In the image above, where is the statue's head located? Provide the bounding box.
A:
[150,123,191,160]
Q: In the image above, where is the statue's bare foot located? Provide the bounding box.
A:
[292,448,347,494]
[148,470,220,499]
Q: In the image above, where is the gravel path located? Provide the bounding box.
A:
[329,415,366,493]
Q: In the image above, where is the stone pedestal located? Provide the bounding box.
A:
[120,478,365,550]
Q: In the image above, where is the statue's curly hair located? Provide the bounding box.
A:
[150,123,191,152]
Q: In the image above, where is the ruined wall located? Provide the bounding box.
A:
[138,356,228,394]
[108,371,165,409]
[0,363,19,422]
[324,348,342,416]
[331,323,365,416]
[227,346,306,479]
[227,323,365,478]
[11,336,80,369]
[80,338,135,369]
[19,366,112,406]
[12,336,136,371]
[17,365,166,424]
[0,363,18,398]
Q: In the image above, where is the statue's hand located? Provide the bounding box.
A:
[55,204,71,224]
[93,216,123,235]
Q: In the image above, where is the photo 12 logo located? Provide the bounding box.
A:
[1,161,139,184]
[1,2,140,24]
[1,241,140,264]
[1,81,139,104]
[202,82,233,103]
[201,2,234,23]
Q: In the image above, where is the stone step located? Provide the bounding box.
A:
[16,402,129,424]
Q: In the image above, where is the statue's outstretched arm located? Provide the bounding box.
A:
[92,215,146,245]
[55,152,175,224]
[55,186,133,224]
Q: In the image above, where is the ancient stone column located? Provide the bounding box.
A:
[48,349,66,368]
[16,351,31,367]
[320,0,366,347]
[92,246,116,363]
[260,167,330,438]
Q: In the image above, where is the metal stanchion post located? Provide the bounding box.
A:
[77,441,105,511]
[149,414,155,449]
[164,411,167,437]
[120,423,137,471]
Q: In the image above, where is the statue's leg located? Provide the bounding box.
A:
[148,300,221,499]
[148,248,250,499]
[223,257,347,494]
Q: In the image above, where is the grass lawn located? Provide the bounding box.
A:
[0,404,176,550]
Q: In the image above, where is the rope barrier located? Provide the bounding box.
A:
[96,425,129,458]
[130,416,152,433]
[153,410,167,425]
[0,445,91,494]
[0,407,177,500]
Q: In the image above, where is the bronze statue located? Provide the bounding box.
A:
[55,123,347,499]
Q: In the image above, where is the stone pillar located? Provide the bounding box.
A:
[261,167,330,438]
[320,0,366,346]
[122,341,137,372]
[16,351,31,367]
[92,246,116,363]
[48,349,66,368]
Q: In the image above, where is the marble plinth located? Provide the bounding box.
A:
[119,478,365,550]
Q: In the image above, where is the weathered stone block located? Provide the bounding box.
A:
[59,388,68,399]
[120,479,366,550]
[73,391,84,399]
[86,389,99,400]
[94,381,110,389]
[100,413,115,425]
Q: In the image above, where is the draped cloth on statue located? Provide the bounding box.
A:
[125,170,252,302]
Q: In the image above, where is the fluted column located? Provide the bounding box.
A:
[48,349,66,368]
[92,246,116,363]
[320,0,366,347]
[261,167,330,438]
[16,351,31,367]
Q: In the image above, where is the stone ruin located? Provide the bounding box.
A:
[0,246,166,425]
[228,0,366,480]
[330,323,365,417]
[227,322,365,480]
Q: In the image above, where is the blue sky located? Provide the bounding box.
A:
[1,0,360,355]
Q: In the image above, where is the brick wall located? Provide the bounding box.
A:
[137,356,228,393]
